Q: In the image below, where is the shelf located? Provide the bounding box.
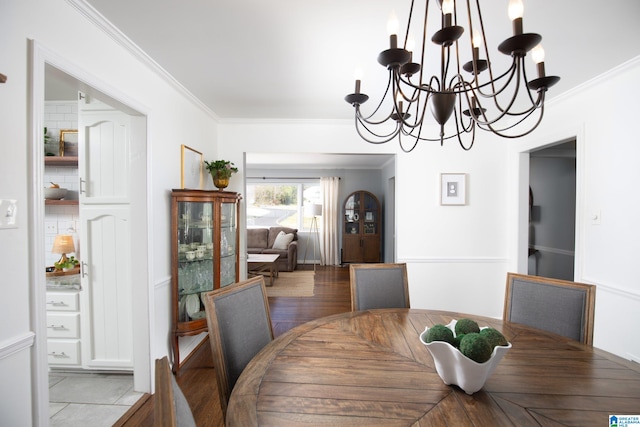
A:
[45,199,79,206]
[44,156,78,166]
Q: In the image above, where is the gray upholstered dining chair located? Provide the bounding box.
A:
[503,273,596,345]
[154,356,196,427]
[203,276,274,419]
[349,263,410,311]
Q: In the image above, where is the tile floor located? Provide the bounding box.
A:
[49,371,144,427]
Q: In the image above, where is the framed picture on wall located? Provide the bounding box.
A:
[59,129,78,157]
[181,145,203,189]
[440,173,467,205]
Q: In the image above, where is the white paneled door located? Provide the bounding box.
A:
[78,92,133,370]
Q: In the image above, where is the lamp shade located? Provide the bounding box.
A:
[52,234,75,254]
[310,203,322,216]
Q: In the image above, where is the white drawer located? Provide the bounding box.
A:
[47,340,81,366]
[46,313,80,338]
[45,292,79,311]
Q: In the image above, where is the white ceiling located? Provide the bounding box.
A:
[81,0,640,121]
[53,1,640,169]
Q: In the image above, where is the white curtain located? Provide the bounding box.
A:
[320,177,340,265]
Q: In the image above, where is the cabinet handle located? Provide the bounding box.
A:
[48,352,69,358]
[79,177,86,194]
[81,261,88,278]
[46,301,67,307]
[47,325,67,330]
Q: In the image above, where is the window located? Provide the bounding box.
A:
[247,181,321,230]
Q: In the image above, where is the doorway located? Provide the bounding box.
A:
[527,140,577,280]
[30,41,150,424]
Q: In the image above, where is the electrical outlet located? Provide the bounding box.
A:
[45,221,58,234]
[0,199,18,229]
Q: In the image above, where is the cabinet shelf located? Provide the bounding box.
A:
[44,156,78,166]
[45,199,79,206]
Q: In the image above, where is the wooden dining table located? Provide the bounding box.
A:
[226,309,640,426]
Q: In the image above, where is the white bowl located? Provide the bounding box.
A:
[419,319,511,394]
[44,187,68,200]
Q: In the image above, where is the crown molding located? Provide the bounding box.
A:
[65,0,219,121]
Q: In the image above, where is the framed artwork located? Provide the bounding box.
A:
[440,173,467,205]
[59,129,78,157]
[181,145,203,189]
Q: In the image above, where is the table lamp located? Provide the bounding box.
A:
[52,234,75,270]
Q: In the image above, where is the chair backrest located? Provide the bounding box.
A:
[350,263,410,311]
[503,273,596,345]
[203,276,274,418]
[154,356,196,427]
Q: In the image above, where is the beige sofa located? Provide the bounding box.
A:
[247,227,298,272]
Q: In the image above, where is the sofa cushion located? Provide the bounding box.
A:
[247,228,269,249]
[272,231,295,250]
[267,227,298,249]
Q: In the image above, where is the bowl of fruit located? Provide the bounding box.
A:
[44,183,67,200]
[419,318,511,394]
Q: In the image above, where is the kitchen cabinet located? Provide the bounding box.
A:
[342,190,381,263]
[171,189,241,372]
[46,275,82,367]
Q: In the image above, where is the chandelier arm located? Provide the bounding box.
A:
[451,106,476,151]
[455,91,478,134]
[519,59,542,107]
[404,0,417,50]
[474,60,519,100]
[357,69,396,122]
[491,58,545,117]
[482,60,527,120]
[478,96,546,138]
[473,0,498,95]
[355,108,395,126]
[399,99,427,130]
[397,131,420,153]
[416,0,431,89]
[354,114,402,144]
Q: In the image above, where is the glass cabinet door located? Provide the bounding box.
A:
[344,193,360,235]
[363,192,378,235]
[176,200,214,322]
[219,201,237,287]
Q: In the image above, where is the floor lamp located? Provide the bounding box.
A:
[303,203,323,271]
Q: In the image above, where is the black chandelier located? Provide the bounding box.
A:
[344,0,560,152]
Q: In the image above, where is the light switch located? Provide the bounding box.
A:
[0,199,18,229]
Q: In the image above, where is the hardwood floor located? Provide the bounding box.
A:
[117,265,351,426]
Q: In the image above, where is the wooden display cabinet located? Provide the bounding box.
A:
[170,189,241,372]
[342,190,381,263]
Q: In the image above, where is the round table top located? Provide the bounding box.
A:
[226,309,640,426]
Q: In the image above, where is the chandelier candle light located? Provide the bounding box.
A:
[345,0,560,152]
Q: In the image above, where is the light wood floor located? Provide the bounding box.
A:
[116,265,351,426]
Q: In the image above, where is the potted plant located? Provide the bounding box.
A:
[204,160,238,190]
[54,255,80,272]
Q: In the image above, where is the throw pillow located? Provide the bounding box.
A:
[272,231,294,250]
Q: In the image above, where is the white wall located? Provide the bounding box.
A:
[1,0,219,424]
[508,57,640,362]
[220,120,511,317]
[220,58,640,364]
